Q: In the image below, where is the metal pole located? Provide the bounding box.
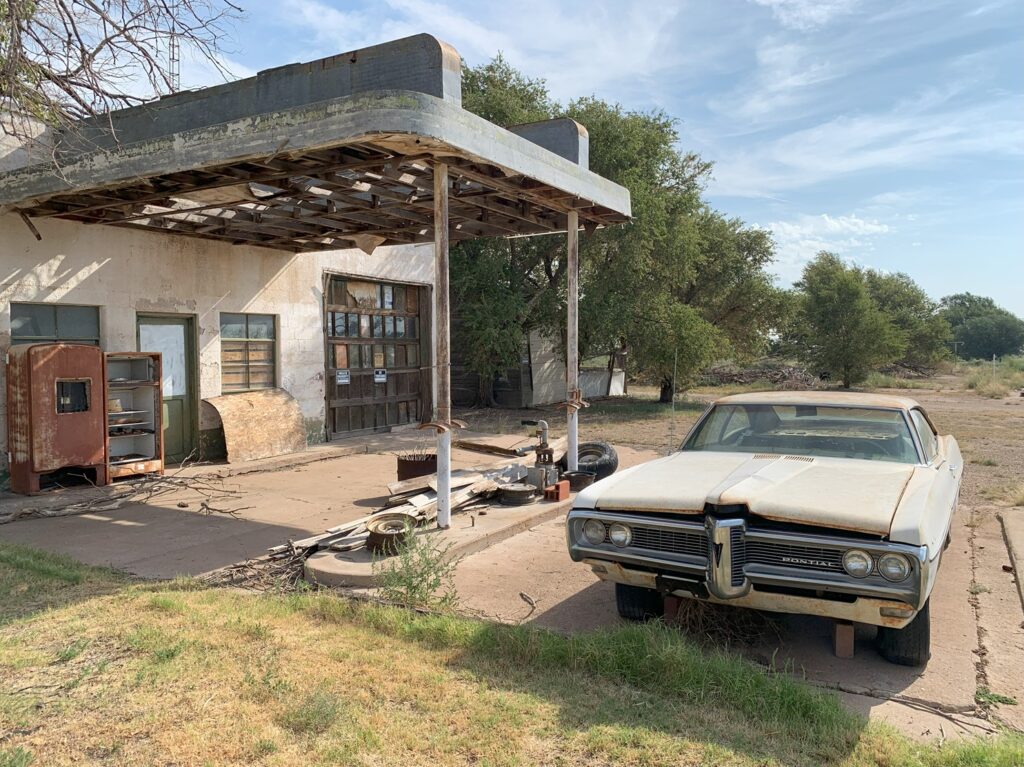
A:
[566,210,579,471]
[434,162,452,528]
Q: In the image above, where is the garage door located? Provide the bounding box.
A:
[325,275,430,436]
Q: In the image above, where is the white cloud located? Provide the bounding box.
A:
[762,213,891,282]
[750,0,860,31]
[711,93,1024,197]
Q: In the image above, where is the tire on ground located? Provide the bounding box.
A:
[559,441,619,480]
[875,598,931,667]
[365,514,415,556]
[615,583,664,621]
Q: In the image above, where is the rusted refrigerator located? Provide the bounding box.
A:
[6,343,108,494]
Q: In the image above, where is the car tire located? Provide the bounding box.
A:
[615,583,663,622]
[876,599,931,667]
[560,441,619,481]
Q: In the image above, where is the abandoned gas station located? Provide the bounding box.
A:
[0,33,631,526]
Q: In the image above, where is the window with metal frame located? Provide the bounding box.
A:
[10,303,100,345]
[220,313,277,392]
[910,410,938,463]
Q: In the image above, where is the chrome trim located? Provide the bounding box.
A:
[705,517,750,598]
[568,508,930,607]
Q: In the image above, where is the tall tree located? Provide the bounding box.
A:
[940,293,1024,359]
[864,270,950,369]
[786,253,903,388]
[452,55,782,404]
[1,0,240,142]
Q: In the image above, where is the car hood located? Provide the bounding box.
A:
[574,451,918,535]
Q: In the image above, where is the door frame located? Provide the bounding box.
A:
[136,312,199,463]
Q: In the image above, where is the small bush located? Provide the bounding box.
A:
[277,691,344,735]
[0,747,33,767]
[373,528,460,610]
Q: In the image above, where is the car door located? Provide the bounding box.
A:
[911,407,961,548]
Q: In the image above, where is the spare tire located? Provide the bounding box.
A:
[558,441,618,481]
[365,513,416,556]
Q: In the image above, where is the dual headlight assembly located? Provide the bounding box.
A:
[842,549,912,582]
[581,519,912,583]
[582,519,631,547]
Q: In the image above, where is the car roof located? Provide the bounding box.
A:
[713,390,921,411]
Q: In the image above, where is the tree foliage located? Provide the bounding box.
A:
[784,253,903,388]
[1,0,240,142]
[940,293,1024,359]
[864,269,950,368]
[453,55,783,403]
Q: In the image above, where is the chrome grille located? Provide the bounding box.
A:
[744,540,844,573]
[630,526,707,558]
[730,526,746,586]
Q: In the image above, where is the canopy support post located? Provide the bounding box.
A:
[566,209,579,471]
[434,161,452,529]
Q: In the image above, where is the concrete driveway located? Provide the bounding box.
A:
[0,434,515,578]
[453,446,1024,739]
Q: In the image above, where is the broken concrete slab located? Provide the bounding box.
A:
[997,507,1024,612]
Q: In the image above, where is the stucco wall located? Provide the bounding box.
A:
[0,213,434,470]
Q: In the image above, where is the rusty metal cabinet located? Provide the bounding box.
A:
[5,343,108,494]
[105,352,164,480]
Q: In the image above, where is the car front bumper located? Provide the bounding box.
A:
[567,508,933,629]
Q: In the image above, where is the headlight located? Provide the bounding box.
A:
[842,549,873,578]
[877,553,911,582]
[582,519,606,545]
[607,523,632,547]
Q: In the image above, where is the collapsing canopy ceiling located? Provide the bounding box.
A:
[0,91,631,253]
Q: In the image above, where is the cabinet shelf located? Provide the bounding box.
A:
[105,352,163,481]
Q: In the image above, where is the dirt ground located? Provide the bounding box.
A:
[453,384,1024,739]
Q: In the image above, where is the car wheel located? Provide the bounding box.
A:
[615,583,663,622]
[559,441,619,480]
[876,599,931,667]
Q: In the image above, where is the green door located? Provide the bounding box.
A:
[137,315,197,464]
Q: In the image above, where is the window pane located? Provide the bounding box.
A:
[11,303,56,339]
[220,313,246,339]
[406,288,418,314]
[395,317,405,338]
[407,317,418,339]
[373,345,384,369]
[247,341,274,363]
[328,277,348,306]
[248,368,275,388]
[382,285,394,309]
[221,340,247,363]
[347,313,359,337]
[386,345,395,367]
[222,368,248,391]
[248,314,275,339]
[372,316,383,337]
[348,281,378,308]
[394,286,406,312]
[384,316,395,338]
[57,305,99,340]
[359,314,371,338]
[407,345,419,366]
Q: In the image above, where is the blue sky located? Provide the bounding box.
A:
[182,0,1024,314]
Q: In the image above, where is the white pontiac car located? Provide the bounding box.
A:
[567,391,963,666]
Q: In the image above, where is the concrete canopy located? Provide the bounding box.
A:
[0,34,630,253]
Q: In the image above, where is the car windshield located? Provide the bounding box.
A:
[682,404,920,464]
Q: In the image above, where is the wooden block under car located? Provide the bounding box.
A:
[832,620,855,659]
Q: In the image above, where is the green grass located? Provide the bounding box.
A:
[0,543,126,625]
[277,691,346,735]
[976,687,1018,707]
[864,372,934,390]
[1,544,1022,766]
[0,746,33,767]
